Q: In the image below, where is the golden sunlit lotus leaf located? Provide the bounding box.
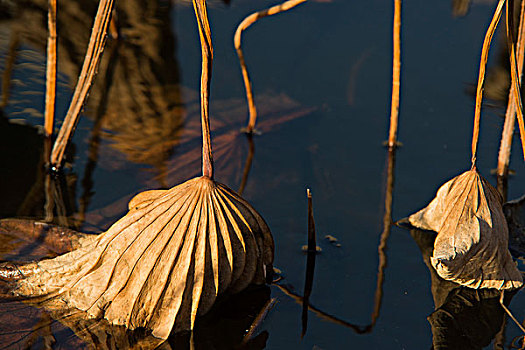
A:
[3,176,274,339]
[408,169,523,290]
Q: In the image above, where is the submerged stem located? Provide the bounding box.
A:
[472,0,505,167]
[192,0,214,178]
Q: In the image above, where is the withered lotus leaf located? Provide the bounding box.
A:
[2,176,274,339]
[408,168,522,290]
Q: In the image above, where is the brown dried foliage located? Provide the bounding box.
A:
[408,169,523,290]
[2,177,274,338]
[0,0,276,340]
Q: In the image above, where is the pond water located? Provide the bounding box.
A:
[2,0,525,349]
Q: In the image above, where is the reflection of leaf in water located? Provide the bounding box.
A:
[409,227,510,350]
[452,0,471,17]
[1,0,184,175]
[408,168,523,290]
[0,285,271,350]
[91,0,184,175]
[504,194,525,257]
[154,92,315,186]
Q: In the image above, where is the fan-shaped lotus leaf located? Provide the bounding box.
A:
[2,176,274,339]
[408,169,522,290]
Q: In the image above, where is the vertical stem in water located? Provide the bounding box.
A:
[192,0,214,178]
[498,0,525,177]
[471,0,505,167]
[234,0,307,134]
[387,0,401,149]
[44,0,57,138]
[302,188,317,337]
[507,0,525,162]
[50,0,114,169]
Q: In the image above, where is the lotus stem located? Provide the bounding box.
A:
[44,0,57,138]
[387,0,402,150]
[274,149,397,335]
[192,0,214,178]
[507,0,525,162]
[234,0,307,134]
[302,188,317,337]
[50,0,115,169]
[497,0,525,177]
[306,189,316,253]
[471,0,505,167]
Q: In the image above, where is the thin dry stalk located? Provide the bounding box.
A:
[44,0,57,138]
[274,149,397,335]
[302,188,316,337]
[507,0,525,162]
[497,0,525,177]
[472,0,506,167]
[193,0,214,178]
[387,0,401,149]
[306,189,316,253]
[234,0,307,134]
[50,0,115,168]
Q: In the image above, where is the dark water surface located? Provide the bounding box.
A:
[2,0,525,349]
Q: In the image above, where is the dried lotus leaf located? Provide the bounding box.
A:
[408,169,522,290]
[3,176,274,339]
[127,189,167,211]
